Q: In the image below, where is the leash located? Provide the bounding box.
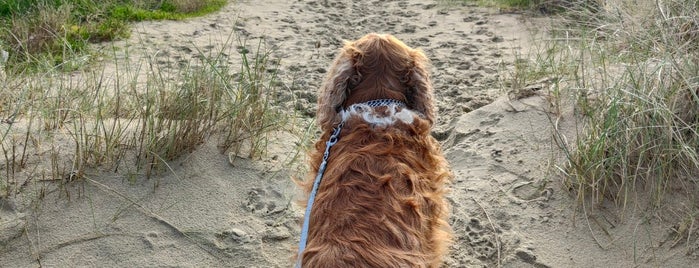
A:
[296,99,406,267]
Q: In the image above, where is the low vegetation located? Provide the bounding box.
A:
[506,0,698,213]
[0,0,226,70]
[567,1,696,211]
[0,1,296,197]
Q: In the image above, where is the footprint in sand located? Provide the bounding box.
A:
[244,186,288,217]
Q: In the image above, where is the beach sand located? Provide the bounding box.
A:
[1,1,696,267]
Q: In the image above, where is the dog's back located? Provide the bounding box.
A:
[301,106,450,267]
[299,33,451,267]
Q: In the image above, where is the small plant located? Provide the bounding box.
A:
[218,38,287,159]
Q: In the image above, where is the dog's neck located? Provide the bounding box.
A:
[340,99,414,126]
[342,84,408,109]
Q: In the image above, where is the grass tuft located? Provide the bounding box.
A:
[528,0,699,212]
[218,38,287,159]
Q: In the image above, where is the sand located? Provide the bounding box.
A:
[1,1,696,267]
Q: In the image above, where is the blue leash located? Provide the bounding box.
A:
[296,99,406,267]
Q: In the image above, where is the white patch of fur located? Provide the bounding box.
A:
[340,103,416,126]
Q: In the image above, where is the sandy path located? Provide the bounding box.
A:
[1,1,696,267]
[91,0,531,133]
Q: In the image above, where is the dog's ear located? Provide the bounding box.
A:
[317,44,362,132]
[405,49,435,125]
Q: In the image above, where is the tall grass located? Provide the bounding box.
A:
[0,30,292,196]
[0,0,300,198]
[530,1,699,211]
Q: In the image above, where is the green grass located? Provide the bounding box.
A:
[109,0,227,21]
[0,0,227,71]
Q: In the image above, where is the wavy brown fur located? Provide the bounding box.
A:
[316,33,436,132]
[299,33,451,267]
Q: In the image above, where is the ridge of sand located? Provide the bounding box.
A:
[1,1,696,267]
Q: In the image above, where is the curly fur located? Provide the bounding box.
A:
[298,33,452,267]
[316,33,436,133]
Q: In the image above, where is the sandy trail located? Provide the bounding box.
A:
[1,1,696,267]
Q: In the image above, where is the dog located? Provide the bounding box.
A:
[297,33,452,267]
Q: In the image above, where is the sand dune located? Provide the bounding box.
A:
[1,1,695,267]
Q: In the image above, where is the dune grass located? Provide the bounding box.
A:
[1,34,292,196]
[452,0,557,11]
[0,1,298,197]
[511,1,698,214]
[488,0,699,254]
[0,0,227,71]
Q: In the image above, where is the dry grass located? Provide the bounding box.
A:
[499,0,699,255]
[501,0,698,215]
[0,0,302,198]
[0,32,294,196]
[5,3,72,55]
[555,0,698,209]
[508,0,698,219]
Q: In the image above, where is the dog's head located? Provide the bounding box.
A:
[316,33,435,132]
